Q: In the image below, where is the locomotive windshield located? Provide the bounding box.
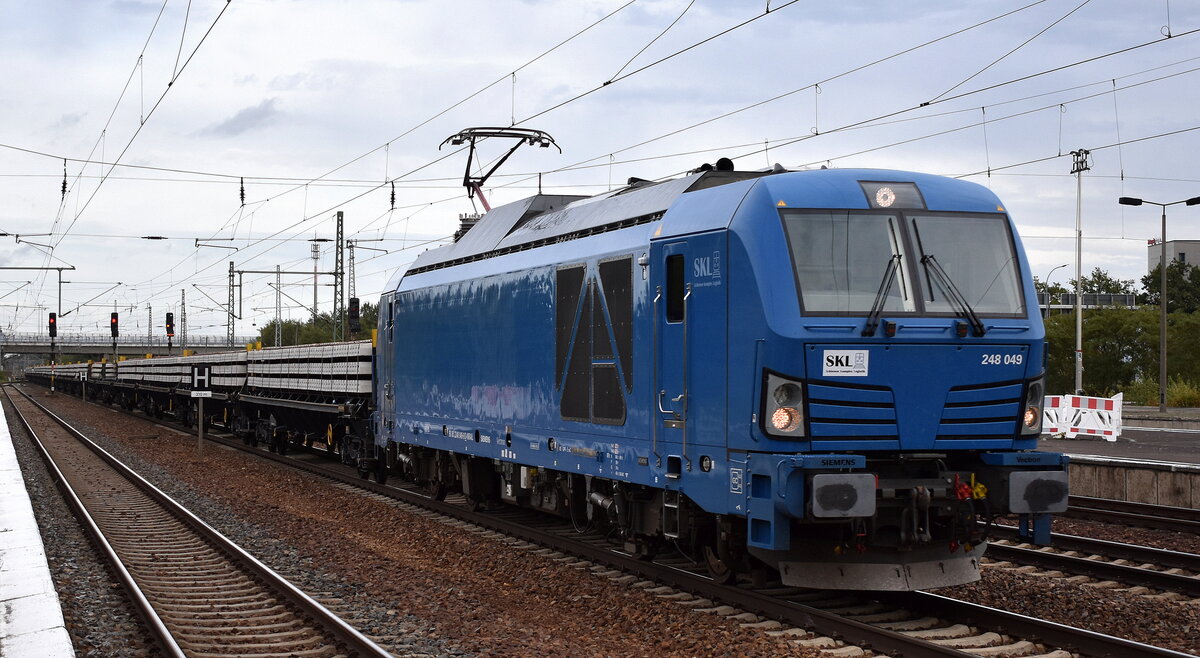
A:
[783,211,914,315]
[782,210,1024,316]
[909,214,1025,315]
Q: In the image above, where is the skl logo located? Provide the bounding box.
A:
[822,349,869,377]
[693,250,722,278]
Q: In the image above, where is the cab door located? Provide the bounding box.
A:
[376,292,397,443]
[650,232,727,477]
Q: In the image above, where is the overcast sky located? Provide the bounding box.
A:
[2,0,1198,339]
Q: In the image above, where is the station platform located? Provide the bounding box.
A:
[0,401,73,656]
[1041,430,1200,467]
[1040,405,1200,466]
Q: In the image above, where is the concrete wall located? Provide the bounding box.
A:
[1069,456,1200,508]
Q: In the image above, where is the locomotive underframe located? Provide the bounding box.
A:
[374,437,1060,588]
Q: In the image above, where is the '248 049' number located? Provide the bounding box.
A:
[981,353,1023,365]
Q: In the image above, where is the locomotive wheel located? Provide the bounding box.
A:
[703,544,736,584]
[700,519,738,584]
[428,480,448,501]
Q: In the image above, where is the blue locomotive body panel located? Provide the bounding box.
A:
[375,167,1067,587]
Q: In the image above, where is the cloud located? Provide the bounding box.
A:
[50,112,85,130]
[200,98,282,137]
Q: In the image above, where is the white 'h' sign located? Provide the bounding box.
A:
[192,365,211,390]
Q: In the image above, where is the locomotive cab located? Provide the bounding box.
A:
[715,170,1068,589]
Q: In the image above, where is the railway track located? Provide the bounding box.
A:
[1064,495,1200,534]
[21,383,1198,658]
[987,525,1200,598]
[223,446,1199,657]
[5,386,391,658]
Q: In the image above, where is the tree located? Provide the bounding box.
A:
[254,301,379,346]
[1140,260,1200,313]
[1068,267,1136,295]
[1044,307,1158,396]
[1033,276,1068,297]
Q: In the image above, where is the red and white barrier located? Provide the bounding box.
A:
[1042,395,1064,434]
[1042,393,1122,441]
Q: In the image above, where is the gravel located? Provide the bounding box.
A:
[18,388,821,657]
[939,568,1200,654]
[24,383,1198,656]
[6,397,162,658]
[1046,517,1200,555]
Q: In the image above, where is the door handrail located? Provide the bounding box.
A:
[681,283,692,472]
[651,286,662,467]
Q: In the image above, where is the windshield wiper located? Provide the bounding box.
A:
[863,254,901,337]
[920,254,986,336]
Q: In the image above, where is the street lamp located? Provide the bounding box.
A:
[1118,195,1200,412]
[1043,263,1070,319]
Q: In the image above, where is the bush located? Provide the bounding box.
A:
[1168,377,1200,407]
[1121,377,1200,407]
[1121,379,1159,406]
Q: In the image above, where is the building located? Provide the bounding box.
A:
[1147,239,1200,271]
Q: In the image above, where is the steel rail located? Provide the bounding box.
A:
[200,433,1198,658]
[1067,495,1200,534]
[985,542,1200,598]
[2,387,186,658]
[9,386,391,658]
[897,591,1197,658]
[22,382,1196,658]
[200,434,973,658]
[991,524,1200,572]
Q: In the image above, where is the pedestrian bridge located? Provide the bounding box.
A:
[0,333,260,358]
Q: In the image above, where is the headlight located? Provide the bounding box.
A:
[771,406,802,432]
[764,373,806,438]
[1021,376,1044,435]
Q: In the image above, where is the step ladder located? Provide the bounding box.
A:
[663,489,681,539]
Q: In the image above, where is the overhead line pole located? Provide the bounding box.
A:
[1070,149,1090,395]
[180,289,188,353]
[333,211,344,342]
[0,265,76,381]
[227,261,235,348]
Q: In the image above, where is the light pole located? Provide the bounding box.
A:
[1118,195,1200,412]
[1043,263,1070,319]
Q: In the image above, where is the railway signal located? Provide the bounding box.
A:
[48,312,57,337]
[165,312,175,337]
[348,297,360,334]
[110,312,119,338]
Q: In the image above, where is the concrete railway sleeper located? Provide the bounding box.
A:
[5,384,391,658]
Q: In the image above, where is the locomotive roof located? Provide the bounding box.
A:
[390,167,1005,289]
[407,170,765,274]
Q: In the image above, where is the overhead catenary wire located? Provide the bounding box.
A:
[928,0,1092,103]
[124,2,807,310]
[12,4,1198,333]
[53,0,233,249]
[953,123,1200,179]
[0,0,1083,198]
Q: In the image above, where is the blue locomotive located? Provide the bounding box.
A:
[374,161,1069,591]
